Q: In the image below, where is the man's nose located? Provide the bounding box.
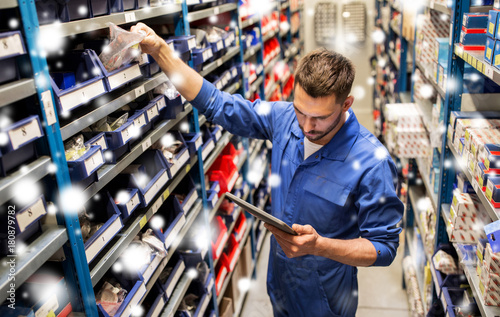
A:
[303,117,315,132]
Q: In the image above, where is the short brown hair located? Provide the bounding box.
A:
[294,48,355,101]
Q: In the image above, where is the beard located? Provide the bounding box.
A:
[300,110,344,142]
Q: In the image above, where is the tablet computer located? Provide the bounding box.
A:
[225,193,298,235]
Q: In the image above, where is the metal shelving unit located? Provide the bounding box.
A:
[39,4,183,38]
[0,226,68,304]
[264,55,280,75]
[415,60,446,98]
[0,79,36,108]
[448,141,500,221]
[0,1,304,315]
[244,43,262,61]
[0,156,52,206]
[245,75,264,99]
[263,29,279,42]
[187,3,237,22]
[454,44,500,86]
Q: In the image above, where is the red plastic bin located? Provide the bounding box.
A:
[215,254,230,296]
[233,212,248,243]
[208,155,239,197]
[225,235,241,272]
[211,216,229,260]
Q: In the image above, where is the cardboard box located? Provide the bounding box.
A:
[219,297,234,317]
[488,10,500,38]
[464,12,489,29]
[485,220,500,253]
[460,30,487,46]
[494,39,500,68]
[452,191,478,217]
[478,239,489,263]
[434,37,449,64]
[448,224,486,243]
[484,244,500,273]
[457,172,474,194]
[485,36,497,65]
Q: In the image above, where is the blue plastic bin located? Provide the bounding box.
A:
[83,191,124,263]
[49,49,108,113]
[158,131,190,179]
[158,254,185,299]
[149,195,187,250]
[0,115,44,176]
[67,144,105,188]
[182,132,203,157]
[172,175,199,214]
[107,188,140,222]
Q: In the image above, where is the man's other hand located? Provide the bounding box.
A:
[264,223,320,258]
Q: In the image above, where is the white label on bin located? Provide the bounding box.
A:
[232,68,238,78]
[138,53,148,65]
[217,59,223,67]
[86,216,122,263]
[216,81,223,90]
[183,191,198,213]
[181,95,186,104]
[216,232,228,258]
[135,85,146,97]
[207,277,214,293]
[169,161,181,178]
[256,64,264,74]
[152,197,163,215]
[120,125,133,144]
[233,155,238,165]
[177,150,190,169]
[156,97,166,110]
[236,221,247,241]
[485,65,495,79]
[108,64,142,90]
[166,261,185,298]
[164,214,186,249]
[133,113,146,129]
[34,294,59,317]
[216,40,224,51]
[150,296,165,317]
[146,105,159,121]
[16,197,46,233]
[125,12,137,23]
[199,294,210,316]
[0,33,25,58]
[202,140,215,160]
[84,150,104,176]
[230,248,241,270]
[194,135,203,149]
[126,192,140,215]
[8,117,42,151]
[214,183,220,193]
[211,195,218,208]
[188,38,197,51]
[217,267,227,293]
[228,171,239,191]
[143,254,162,283]
[59,79,106,112]
[225,38,232,48]
[187,0,199,4]
[41,90,56,126]
[214,7,220,15]
[144,171,169,205]
[215,130,222,141]
[91,135,108,151]
[122,282,146,317]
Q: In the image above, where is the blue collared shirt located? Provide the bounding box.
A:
[191,79,403,316]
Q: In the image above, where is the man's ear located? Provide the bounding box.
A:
[342,95,354,112]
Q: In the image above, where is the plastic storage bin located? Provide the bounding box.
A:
[233,212,248,243]
[0,31,27,85]
[158,254,185,300]
[158,131,190,179]
[141,282,167,317]
[158,93,185,120]
[107,188,141,222]
[149,195,187,250]
[35,0,66,25]
[90,0,110,16]
[208,155,239,196]
[0,195,48,256]
[191,46,214,72]
[128,108,150,139]
[215,254,230,296]
[118,150,170,207]
[171,175,199,214]
[200,126,216,161]
[49,49,108,113]
[441,287,480,316]
[182,132,203,157]
[87,48,142,91]
[225,235,241,271]
[178,237,209,268]
[0,115,44,177]
[96,273,146,317]
[168,35,196,62]
[83,191,124,263]
[211,216,229,260]
[67,145,105,188]
[99,116,135,164]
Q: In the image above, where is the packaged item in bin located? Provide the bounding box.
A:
[96,281,128,316]
[64,134,90,161]
[89,113,130,132]
[178,293,199,316]
[141,228,167,258]
[433,250,460,275]
[99,23,145,72]
[152,137,183,164]
[154,78,181,101]
[78,208,105,243]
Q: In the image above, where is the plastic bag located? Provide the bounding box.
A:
[153,78,180,100]
[141,229,167,258]
[99,23,145,72]
[96,281,127,316]
[65,134,89,161]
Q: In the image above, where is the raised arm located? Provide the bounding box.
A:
[130,22,203,101]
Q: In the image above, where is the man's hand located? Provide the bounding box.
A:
[130,23,169,58]
[264,223,320,258]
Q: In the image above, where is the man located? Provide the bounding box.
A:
[131,23,403,317]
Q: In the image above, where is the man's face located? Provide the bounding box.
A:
[293,84,352,145]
